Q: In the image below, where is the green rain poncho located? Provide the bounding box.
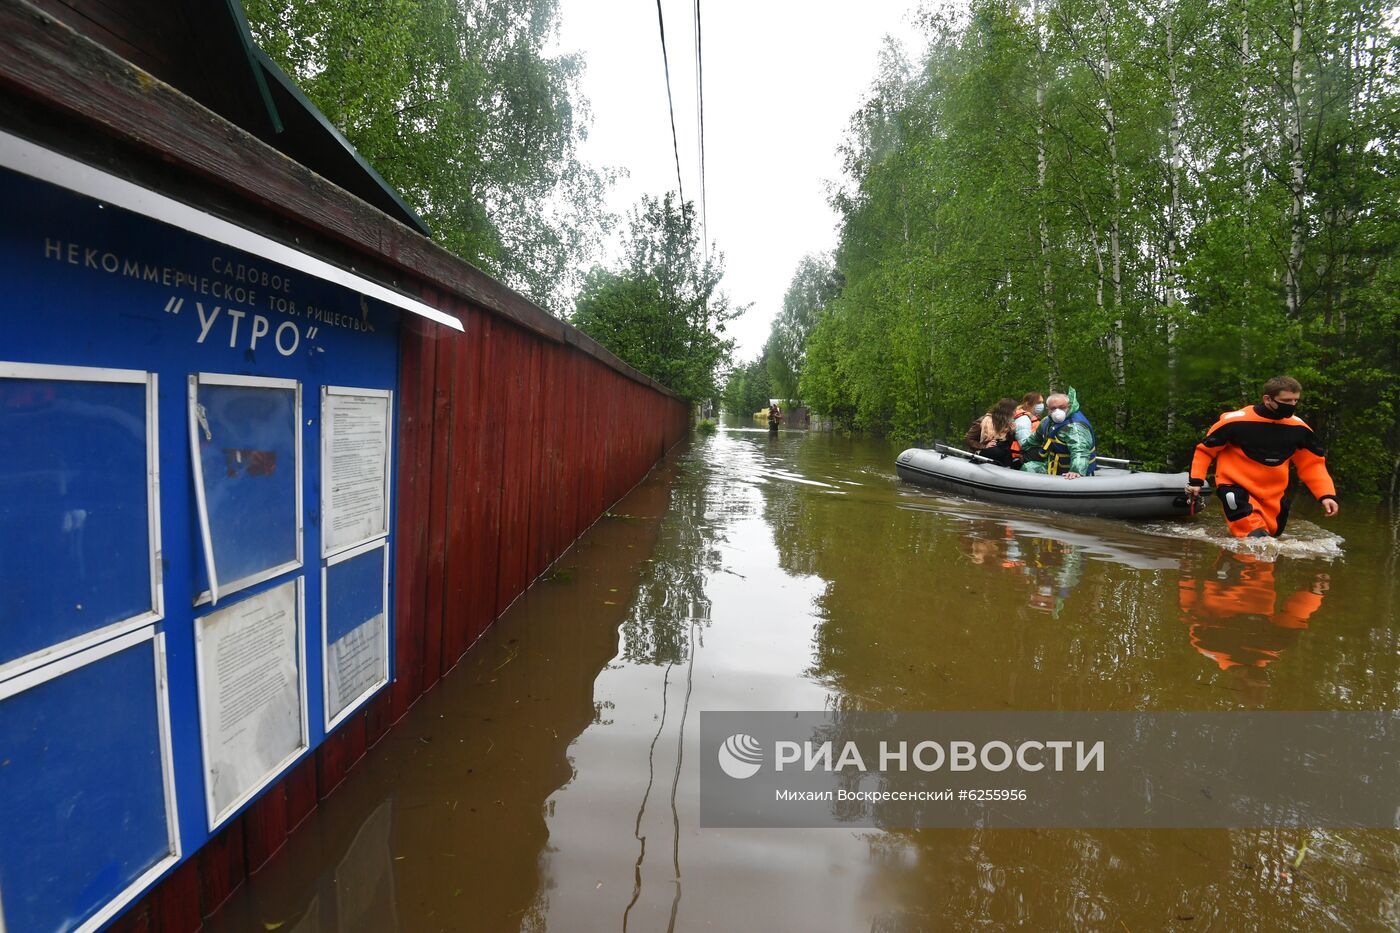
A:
[1020,387,1097,476]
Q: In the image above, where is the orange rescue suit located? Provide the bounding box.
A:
[1189,405,1337,537]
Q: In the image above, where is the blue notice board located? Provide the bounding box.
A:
[0,151,401,931]
[0,368,156,672]
[323,542,389,727]
[0,632,176,933]
[191,376,301,599]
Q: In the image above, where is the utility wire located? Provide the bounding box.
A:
[655,0,686,206]
[622,659,676,931]
[693,0,708,262]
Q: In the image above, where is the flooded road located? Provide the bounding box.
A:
[208,420,1400,931]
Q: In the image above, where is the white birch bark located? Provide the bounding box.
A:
[1285,0,1305,319]
[1035,0,1059,388]
[1165,6,1182,442]
[1238,0,1253,391]
[1098,0,1126,431]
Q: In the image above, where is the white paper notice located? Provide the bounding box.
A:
[198,579,304,822]
[327,612,387,721]
[323,391,389,555]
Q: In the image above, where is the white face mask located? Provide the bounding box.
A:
[1050,408,1068,424]
[1033,403,1045,415]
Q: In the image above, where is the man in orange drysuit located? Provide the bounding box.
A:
[1184,376,1339,537]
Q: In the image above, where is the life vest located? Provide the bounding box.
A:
[1010,408,1041,463]
[1038,411,1097,475]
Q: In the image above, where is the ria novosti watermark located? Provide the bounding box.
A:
[718,729,1104,779]
[701,711,1400,829]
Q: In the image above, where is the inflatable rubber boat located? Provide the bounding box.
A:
[896,445,1201,520]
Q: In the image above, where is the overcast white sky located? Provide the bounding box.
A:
[553,1,927,361]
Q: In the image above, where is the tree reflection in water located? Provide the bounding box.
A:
[618,460,720,667]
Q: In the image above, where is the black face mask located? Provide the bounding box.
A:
[1265,399,1297,419]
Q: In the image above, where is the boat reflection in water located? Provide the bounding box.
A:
[950,511,1180,620]
[950,507,1330,680]
[958,521,1085,618]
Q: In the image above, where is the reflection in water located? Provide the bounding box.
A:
[208,794,398,933]
[330,800,397,933]
[206,420,1400,931]
[956,520,1086,618]
[1179,551,1329,679]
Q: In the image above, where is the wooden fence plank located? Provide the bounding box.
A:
[420,320,457,691]
[390,324,437,719]
[197,818,245,917]
[283,756,318,830]
[242,782,288,873]
[151,857,202,933]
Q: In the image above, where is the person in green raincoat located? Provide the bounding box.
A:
[1018,387,1098,478]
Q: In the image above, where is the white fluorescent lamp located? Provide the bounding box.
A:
[0,130,463,332]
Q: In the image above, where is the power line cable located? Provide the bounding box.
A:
[693,0,708,262]
[654,0,686,205]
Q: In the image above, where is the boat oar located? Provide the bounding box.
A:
[938,443,1148,473]
[933,443,997,465]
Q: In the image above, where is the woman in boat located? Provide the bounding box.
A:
[963,397,1018,466]
[1011,391,1045,467]
[1013,392,1043,442]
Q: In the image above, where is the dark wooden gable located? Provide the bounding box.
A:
[30,0,430,234]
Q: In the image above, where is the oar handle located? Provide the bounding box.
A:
[933,443,995,465]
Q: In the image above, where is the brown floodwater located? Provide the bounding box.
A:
[206,419,1400,932]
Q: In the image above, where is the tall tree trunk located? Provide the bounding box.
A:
[1333,14,1364,339]
[1001,264,1013,371]
[1035,0,1059,388]
[1098,0,1126,431]
[1285,0,1306,319]
[1165,6,1182,449]
[1238,0,1253,394]
[1087,208,1106,318]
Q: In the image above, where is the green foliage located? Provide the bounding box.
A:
[790,0,1400,496]
[722,355,773,418]
[766,253,842,400]
[571,194,739,400]
[696,418,718,436]
[243,0,611,314]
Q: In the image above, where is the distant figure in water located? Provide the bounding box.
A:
[1185,375,1338,538]
[768,402,781,434]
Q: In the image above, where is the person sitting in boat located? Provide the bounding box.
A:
[1019,388,1097,478]
[1013,392,1044,445]
[1011,392,1044,466]
[962,397,1018,466]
